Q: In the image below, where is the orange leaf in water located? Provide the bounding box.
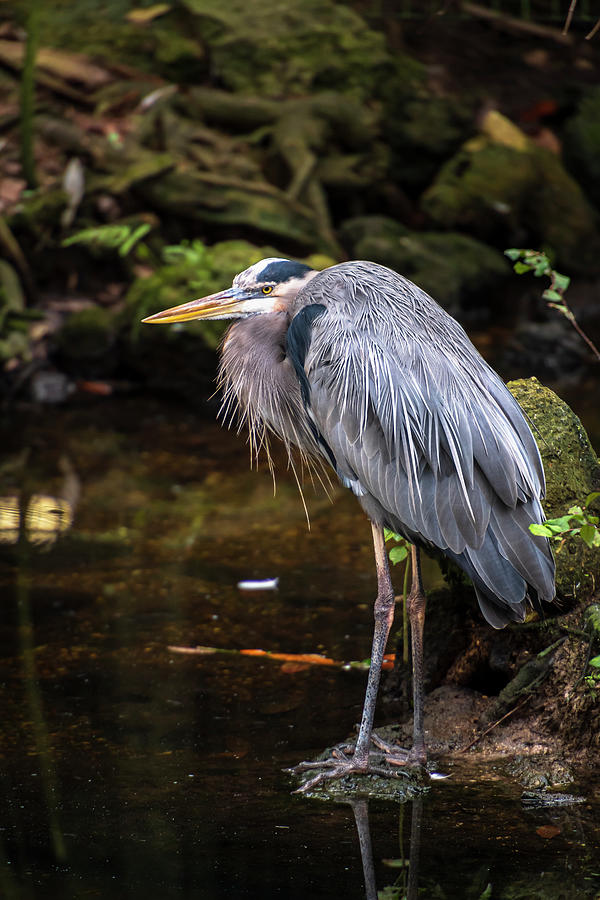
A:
[77,380,113,396]
[280,662,311,674]
[240,649,337,666]
[536,825,561,839]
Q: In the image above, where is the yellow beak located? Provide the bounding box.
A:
[141,288,247,324]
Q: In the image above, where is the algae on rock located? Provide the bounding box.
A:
[180,0,390,98]
[422,116,600,272]
[508,378,600,604]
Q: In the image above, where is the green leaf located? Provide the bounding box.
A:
[588,656,600,669]
[544,515,575,532]
[504,248,522,261]
[513,261,530,274]
[580,524,597,548]
[389,545,408,564]
[553,273,570,291]
[567,506,584,517]
[542,289,561,301]
[118,223,151,256]
[529,523,553,537]
[585,492,600,507]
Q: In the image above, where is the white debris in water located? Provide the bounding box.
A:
[237,578,279,591]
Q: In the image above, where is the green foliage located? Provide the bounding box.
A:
[505,249,571,317]
[161,239,212,293]
[0,259,43,363]
[384,528,411,565]
[506,248,600,362]
[529,493,600,550]
[62,222,152,257]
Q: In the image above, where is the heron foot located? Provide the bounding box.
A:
[286,737,420,794]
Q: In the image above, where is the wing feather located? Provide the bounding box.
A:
[296,262,554,626]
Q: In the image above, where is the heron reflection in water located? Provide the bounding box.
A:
[143,258,555,790]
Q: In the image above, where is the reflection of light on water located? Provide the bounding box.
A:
[0,495,73,545]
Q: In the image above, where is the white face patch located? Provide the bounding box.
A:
[233,258,290,290]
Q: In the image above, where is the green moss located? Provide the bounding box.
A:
[508,378,600,604]
[12,0,203,82]
[57,307,115,361]
[422,142,600,272]
[180,0,390,98]
[340,216,507,308]
[383,89,473,191]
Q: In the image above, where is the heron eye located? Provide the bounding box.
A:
[262,285,273,294]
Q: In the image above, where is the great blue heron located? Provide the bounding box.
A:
[143,258,555,789]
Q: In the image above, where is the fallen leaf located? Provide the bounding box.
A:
[0,41,113,88]
[480,109,529,151]
[536,825,561,839]
[0,177,26,211]
[126,4,171,24]
[77,380,113,396]
[280,662,311,674]
[240,649,337,665]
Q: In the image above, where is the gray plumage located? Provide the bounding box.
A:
[218,260,555,627]
[143,255,556,779]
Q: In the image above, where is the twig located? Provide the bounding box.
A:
[461,696,530,752]
[586,17,600,40]
[563,0,577,34]
[462,2,573,44]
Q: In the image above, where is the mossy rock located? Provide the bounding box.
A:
[56,307,116,361]
[382,88,474,192]
[138,170,325,251]
[11,0,204,83]
[180,0,390,98]
[422,140,600,272]
[340,215,508,312]
[508,378,600,604]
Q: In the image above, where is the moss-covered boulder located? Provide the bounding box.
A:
[340,215,508,312]
[383,88,474,193]
[422,114,600,272]
[508,378,600,605]
[56,306,117,375]
[180,0,390,98]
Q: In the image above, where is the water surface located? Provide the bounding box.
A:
[0,397,599,899]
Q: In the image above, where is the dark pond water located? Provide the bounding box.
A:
[1,396,599,899]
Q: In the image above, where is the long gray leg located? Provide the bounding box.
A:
[353,522,396,767]
[407,544,427,764]
[289,525,420,792]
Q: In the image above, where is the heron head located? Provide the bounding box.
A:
[142,257,317,324]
